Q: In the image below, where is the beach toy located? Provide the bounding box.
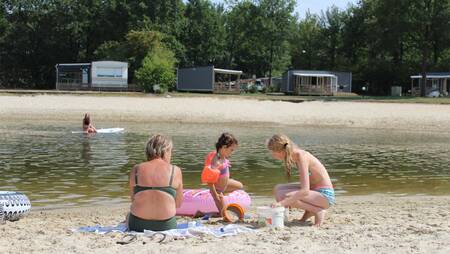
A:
[71,128,124,134]
[270,206,285,228]
[0,191,31,221]
[222,203,245,223]
[256,206,271,225]
[176,189,251,216]
[96,128,124,133]
[256,206,285,228]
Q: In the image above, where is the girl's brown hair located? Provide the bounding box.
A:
[267,134,296,177]
[215,133,238,152]
[83,113,91,126]
[145,134,173,161]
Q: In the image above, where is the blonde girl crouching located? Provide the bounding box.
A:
[268,134,335,226]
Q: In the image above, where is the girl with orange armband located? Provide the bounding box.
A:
[201,133,243,216]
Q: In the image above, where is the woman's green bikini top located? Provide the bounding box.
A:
[134,165,176,198]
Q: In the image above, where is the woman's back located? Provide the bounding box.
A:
[130,159,182,220]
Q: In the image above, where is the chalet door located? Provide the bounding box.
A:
[82,69,89,84]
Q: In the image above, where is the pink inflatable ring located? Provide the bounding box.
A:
[176,189,251,216]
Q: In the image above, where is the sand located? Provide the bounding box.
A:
[1,94,450,131]
[1,195,449,254]
[2,94,450,253]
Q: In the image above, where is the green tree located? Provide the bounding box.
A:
[0,4,7,38]
[0,0,133,88]
[319,6,346,69]
[95,30,167,84]
[135,46,176,93]
[1,0,67,87]
[126,0,186,64]
[290,12,324,70]
[340,4,367,66]
[127,0,185,34]
[96,30,176,92]
[409,0,450,96]
[181,0,227,67]
[2,0,450,96]
[358,0,412,94]
[225,1,266,76]
[225,0,294,77]
[0,4,9,87]
[259,0,295,82]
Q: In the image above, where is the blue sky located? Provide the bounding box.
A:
[203,0,359,18]
[296,0,358,18]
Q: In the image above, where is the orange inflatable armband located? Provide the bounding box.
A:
[201,151,220,184]
[201,166,220,184]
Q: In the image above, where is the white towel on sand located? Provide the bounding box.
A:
[74,222,255,238]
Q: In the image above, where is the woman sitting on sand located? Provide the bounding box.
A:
[268,134,335,226]
[128,134,183,232]
[82,113,97,133]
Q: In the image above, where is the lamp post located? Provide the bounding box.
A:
[301,50,309,69]
[362,83,369,99]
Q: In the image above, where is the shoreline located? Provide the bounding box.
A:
[2,89,450,105]
[1,94,450,132]
[27,192,450,212]
[1,194,449,253]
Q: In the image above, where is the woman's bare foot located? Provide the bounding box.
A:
[314,210,326,227]
[299,211,314,222]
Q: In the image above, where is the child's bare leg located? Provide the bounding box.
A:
[288,191,329,226]
[299,211,314,222]
[300,191,330,227]
[224,178,243,192]
[273,183,301,202]
[314,210,326,227]
[291,201,326,226]
[290,200,323,214]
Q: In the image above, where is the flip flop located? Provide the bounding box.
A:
[150,232,168,243]
[116,234,137,245]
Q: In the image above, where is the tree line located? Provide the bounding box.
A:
[1,0,449,94]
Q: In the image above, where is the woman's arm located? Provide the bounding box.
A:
[279,151,310,206]
[175,166,184,208]
[90,124,97,133]
[129,165,138,201]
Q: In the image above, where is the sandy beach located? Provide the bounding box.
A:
[1,195,449,254]
[2,94,450,253]
[1,94,450,131]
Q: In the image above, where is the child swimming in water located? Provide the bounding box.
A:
[82,113,97,134]
[267,134,335,226]
[201,133,243,216]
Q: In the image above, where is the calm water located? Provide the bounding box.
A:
[1,121,449,209]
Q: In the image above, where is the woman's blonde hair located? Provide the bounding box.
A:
[267,134,296,177]
[145,134,173,161]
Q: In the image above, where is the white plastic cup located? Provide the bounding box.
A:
[270,206,285,228]
[256,206,271,226]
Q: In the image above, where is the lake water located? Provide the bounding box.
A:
[1,121,449,209]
